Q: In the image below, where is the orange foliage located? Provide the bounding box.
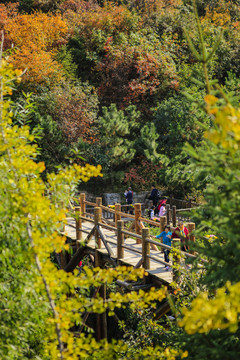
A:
[63,0,139,41]
[0,2,18,30]
[201,1,231,28]
[4,12,69,85]
[97,41,178,110]
[138,0,183,24]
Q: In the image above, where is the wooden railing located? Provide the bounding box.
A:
[65,194,206,281]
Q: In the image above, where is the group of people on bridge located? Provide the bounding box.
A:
[124,184,189,272]
[155,222,189,271]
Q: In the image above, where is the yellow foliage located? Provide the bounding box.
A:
[179,97,240,336]
[179,281,240,334]
[0,55,173,359]
[4,12,69,84]
[204,99,240,153]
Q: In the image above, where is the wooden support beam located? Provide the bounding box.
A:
[60,250,67,269]
[142,227,150,270]
[80,193,86,218]
[154,301,171,320]
[96,197,102,219]
[64,247,85,272]
[128,221,136,233]
[135,203,142,243]
[100,283,107,340]
[64,226,96,272]
[117,220,124,259]
[79,286,101,334]
[96,225,115,258]
[132,283,153,291]
[96,283,107,341]
[116,280,133,290]
[94,207,101,249]
[166,204,170,224]
[172,206,176,227]
[75,206,82,244]
[115,203,121,228]
[134,257,143,269]
[160,216,167,233]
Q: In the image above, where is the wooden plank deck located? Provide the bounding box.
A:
[64,218,173,284]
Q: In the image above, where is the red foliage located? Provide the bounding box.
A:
[51,84,98,144]
[124,157,162,190]
[97,41,178,110]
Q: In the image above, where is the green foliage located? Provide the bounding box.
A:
[35,113,73,173]
[141,92,209,197]
[1,50,173,360]
[98,103,140,168]
[56,45,78,80]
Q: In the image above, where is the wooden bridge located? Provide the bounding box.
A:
[62,194,198,287]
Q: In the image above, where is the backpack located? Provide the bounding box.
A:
[157,189,161,199]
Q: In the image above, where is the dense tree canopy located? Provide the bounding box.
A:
[0,0,239,195]
[1,1,240,359]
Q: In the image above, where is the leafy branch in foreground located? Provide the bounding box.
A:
[0,46,176,360]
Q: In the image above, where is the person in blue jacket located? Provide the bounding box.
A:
[155,225,172,270]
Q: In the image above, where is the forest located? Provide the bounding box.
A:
[1,0,240,197]
[0,0,240,359]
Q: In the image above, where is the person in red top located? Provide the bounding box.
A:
[172,221,189,251]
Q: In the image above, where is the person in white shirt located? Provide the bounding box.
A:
[159,203,166,217]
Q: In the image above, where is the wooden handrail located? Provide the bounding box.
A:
[67,196,201,276]
[79,215,95,223]
[146,237,208,263]
[121,229,142,240]
[122,245,142,255]
[101,205,116,214]
[85,212,94,218]
[114,211,135,219]
[85,200,97,207]
[176,207,196,212]
[138,217,161,226]
[97,222,117,232]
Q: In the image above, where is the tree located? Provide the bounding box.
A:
[174,93,240,360]
[97,32,178,113]
[0,47,169,360]
[4,11,69,85]
[98,103,140,168]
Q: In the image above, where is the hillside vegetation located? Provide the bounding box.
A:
[0,1,240,359]
[1,0,240,196]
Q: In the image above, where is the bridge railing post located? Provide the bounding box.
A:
[117,220,124,259]
[75,206,82,245]
[96,197,102,221]
[160,216,167,232]
[166,204,170,224]
[135,203,142,243]
[142,227,150,270]
[172,238,181,283]
[80,193,86,219]
[94,207,101,249]
[172,205,176,227]
[188,222,195,254]
[115,203,121,228]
